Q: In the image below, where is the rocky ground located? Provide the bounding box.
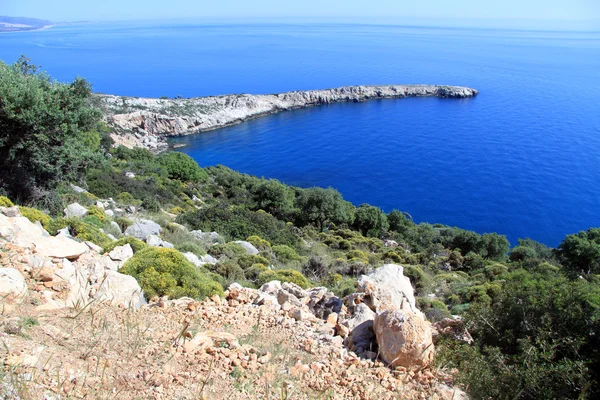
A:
[96,85,478,151]
[1,204,469,399]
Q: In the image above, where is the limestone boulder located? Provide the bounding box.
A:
[373,309,435,369]
[53,259,90,308]
[233,240,259,255]
[93,270,147,309]
[125,219,162,240]
[356,264,417,313]
[0,214,48,248]
[259,280,282,294]
[33,236,88,260]
[0,268,28,301]
[108,244,134,263]
[64,203,88,218]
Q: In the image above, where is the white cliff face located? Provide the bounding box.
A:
[96,85,478,149]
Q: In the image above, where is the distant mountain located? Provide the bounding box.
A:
[0,16,54,32]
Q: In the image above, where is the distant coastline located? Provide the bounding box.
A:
[96,84,478,151]
[0,16,55,33]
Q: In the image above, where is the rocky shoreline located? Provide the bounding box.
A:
[96,85,478,151]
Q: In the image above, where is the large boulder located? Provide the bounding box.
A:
[146,234,174,248]
[0,268,28,301]
[233,240,259,255]
[64,203,88,218]
[356,264,417,313]
[93,270,147,309]
[0,214,48,248]
[125,219,162,240]
[373,309,435,369]
[33,236,89,260]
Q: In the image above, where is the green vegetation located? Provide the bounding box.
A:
[2,57,600,399]
[121,247,223,300]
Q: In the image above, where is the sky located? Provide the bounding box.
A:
[2,0,599,28]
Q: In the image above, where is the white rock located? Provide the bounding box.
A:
[93,270,146,309]
[0,214,48,248]
[70,184,87,193]
[33,236,89,260]
[125,219,162,240]
[0,268,28,301]
[125,172,136,179]
[108,244,134,262]
[183,252,203,267]
[200,254,217,264]
[357,264,417,313]
[105,209,115,218]
[64,203,88,218]
[146,234,163,247]
[109,220,121,233]
[234,240,259,255]
[260,280,282,294]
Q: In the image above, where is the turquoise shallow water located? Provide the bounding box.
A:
[1,21,599,245]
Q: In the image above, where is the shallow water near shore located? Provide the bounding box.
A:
[1,21,599,245]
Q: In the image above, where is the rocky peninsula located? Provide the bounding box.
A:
[96,85,478,150]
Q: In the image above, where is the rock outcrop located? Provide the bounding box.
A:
[97,85,478,150]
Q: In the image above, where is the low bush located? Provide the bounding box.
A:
[0,196,14,207]
[121,247,223,300]
[272,244,302,264]
[256,269,310,288]
[87,205,106,222]
[47,217,112,248]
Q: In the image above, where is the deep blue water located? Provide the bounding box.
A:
[1,21,599,246]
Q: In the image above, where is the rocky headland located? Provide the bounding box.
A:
[96,85,478,150]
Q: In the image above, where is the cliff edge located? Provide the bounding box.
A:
[95,85,478,150]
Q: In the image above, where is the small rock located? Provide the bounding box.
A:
[0,268,28,301]
[125,172,136,179]
[108,244,134,262]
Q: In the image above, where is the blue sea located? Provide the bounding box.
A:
[2,21,599,246]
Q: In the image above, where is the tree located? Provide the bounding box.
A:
[251,178,295,218]
[352,203,389,237]
[387,209,414,234]
[295,187,354,231]
[0,56,104,202]
[157,151,207,182]
[556,228,600,275]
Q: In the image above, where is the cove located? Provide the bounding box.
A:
[172,93,600,247]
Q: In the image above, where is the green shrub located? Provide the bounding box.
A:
[272,245,302,264]
[346,249,369,264]
[237,254,270,270]
[245,263,268,282]
[175,242,205,257]
[121,247,223,300]
[403,265,431,294]
[104,236,148,254]
[87,205,106,222]
[246,235,271,251]
[256,269,310,288]
[83,215,104,228]
[47,217,112,248]
[212,261,245,282]
[208,242,247,260]
[0,196,14,207]
[417,297,451,322]
[157,152,208,182]
[327,274,356,298]
[18,206,52,229]
[116,192,136,204]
